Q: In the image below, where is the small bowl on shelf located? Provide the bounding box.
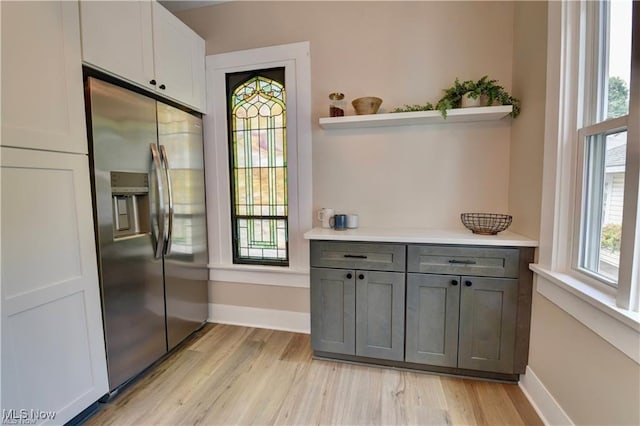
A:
[352,97,383,115]
[461,213,512,235]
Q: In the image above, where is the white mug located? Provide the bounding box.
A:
[346,214,359,229]
[317,208,334,228]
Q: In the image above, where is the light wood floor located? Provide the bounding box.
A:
[86,323,543,425]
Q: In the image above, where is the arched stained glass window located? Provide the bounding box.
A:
[227,68,288,265]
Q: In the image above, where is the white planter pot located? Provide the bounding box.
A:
[460,92,482,108]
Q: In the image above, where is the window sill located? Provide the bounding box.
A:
[530,264,640,363]
[208,263,310,288]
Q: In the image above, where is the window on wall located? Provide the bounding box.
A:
[554,0,640,315]
[206,41,311,287]
[533,0,639,364]
[576,0,634,289]
[226,68,289,266]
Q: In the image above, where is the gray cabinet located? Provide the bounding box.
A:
[405,274,519,373]
[310,268,356,355]
[310,242,406,361]
[309,240,534,380]
[406,244,527,375]
[356,271,405,361]
[458,276,518,373]
[405,274,460,367]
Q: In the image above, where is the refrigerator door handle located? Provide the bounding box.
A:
[160,145,174,256]
[150,143,166,259]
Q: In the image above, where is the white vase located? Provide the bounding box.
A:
[460,92,482,108]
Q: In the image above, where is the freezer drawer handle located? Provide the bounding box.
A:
[160,145,174,256]
[448,259,477,265]
[150,143,166,259]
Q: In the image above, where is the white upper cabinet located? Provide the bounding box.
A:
[152,2,206,112]
[79,1,155,92]
[1,1,88,153]
[79,1,206,112]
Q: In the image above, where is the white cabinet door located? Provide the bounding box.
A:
[1,147,109,424]
[152,1,205,112]
[1,1,87,153]
[79,1,155,92]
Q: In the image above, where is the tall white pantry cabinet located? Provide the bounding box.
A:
[1,1,109,424]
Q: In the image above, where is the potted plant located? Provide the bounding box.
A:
[435,76,521,119]
[434,78,475,117]
[391,101,434,113]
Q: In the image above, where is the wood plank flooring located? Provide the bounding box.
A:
[85,323,543,425]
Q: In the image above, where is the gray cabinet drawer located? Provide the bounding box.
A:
[407,245,519,278]
[310,241,406,272]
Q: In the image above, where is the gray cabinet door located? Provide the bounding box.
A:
[458,276,518,373]
[405,274,460,367]
[310,267,356,355]
[355,271,405,361]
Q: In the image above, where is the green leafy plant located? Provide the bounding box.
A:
[435,76,521,119]
[601,223,622,252]
[391,102,434,113]
[434,78,475,118]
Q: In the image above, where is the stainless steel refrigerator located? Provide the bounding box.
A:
[85,77,208,392]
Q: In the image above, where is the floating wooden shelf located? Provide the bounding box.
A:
[318,105,513,129]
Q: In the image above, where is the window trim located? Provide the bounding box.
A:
[204,42,312,287]
[532,265,640,364]
[533,0,639,360]
[617,2,640,311]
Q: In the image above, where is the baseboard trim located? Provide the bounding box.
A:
[207,303,310,334]
[519,366,573,426]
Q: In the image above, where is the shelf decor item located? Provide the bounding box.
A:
[460,212,513,235]
[436,76,521,119]
[352,96,383,115]
[329,92,346,117]
[391,102,434,113]
[460,92,482,108]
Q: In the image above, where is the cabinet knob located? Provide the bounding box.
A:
[358,274,365,280]
[159,84,166,90]
[451,280,458,286]
[149,79,157,86]
[465,280,472,287]
[346,273,353,279]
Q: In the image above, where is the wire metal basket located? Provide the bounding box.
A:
[460,213,512,235]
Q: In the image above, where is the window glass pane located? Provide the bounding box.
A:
[236,218,288,261]
[227,69,288,265]
[580,130,626,284]
[603,0,632,120]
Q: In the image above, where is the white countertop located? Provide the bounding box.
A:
[303,227,538,247]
